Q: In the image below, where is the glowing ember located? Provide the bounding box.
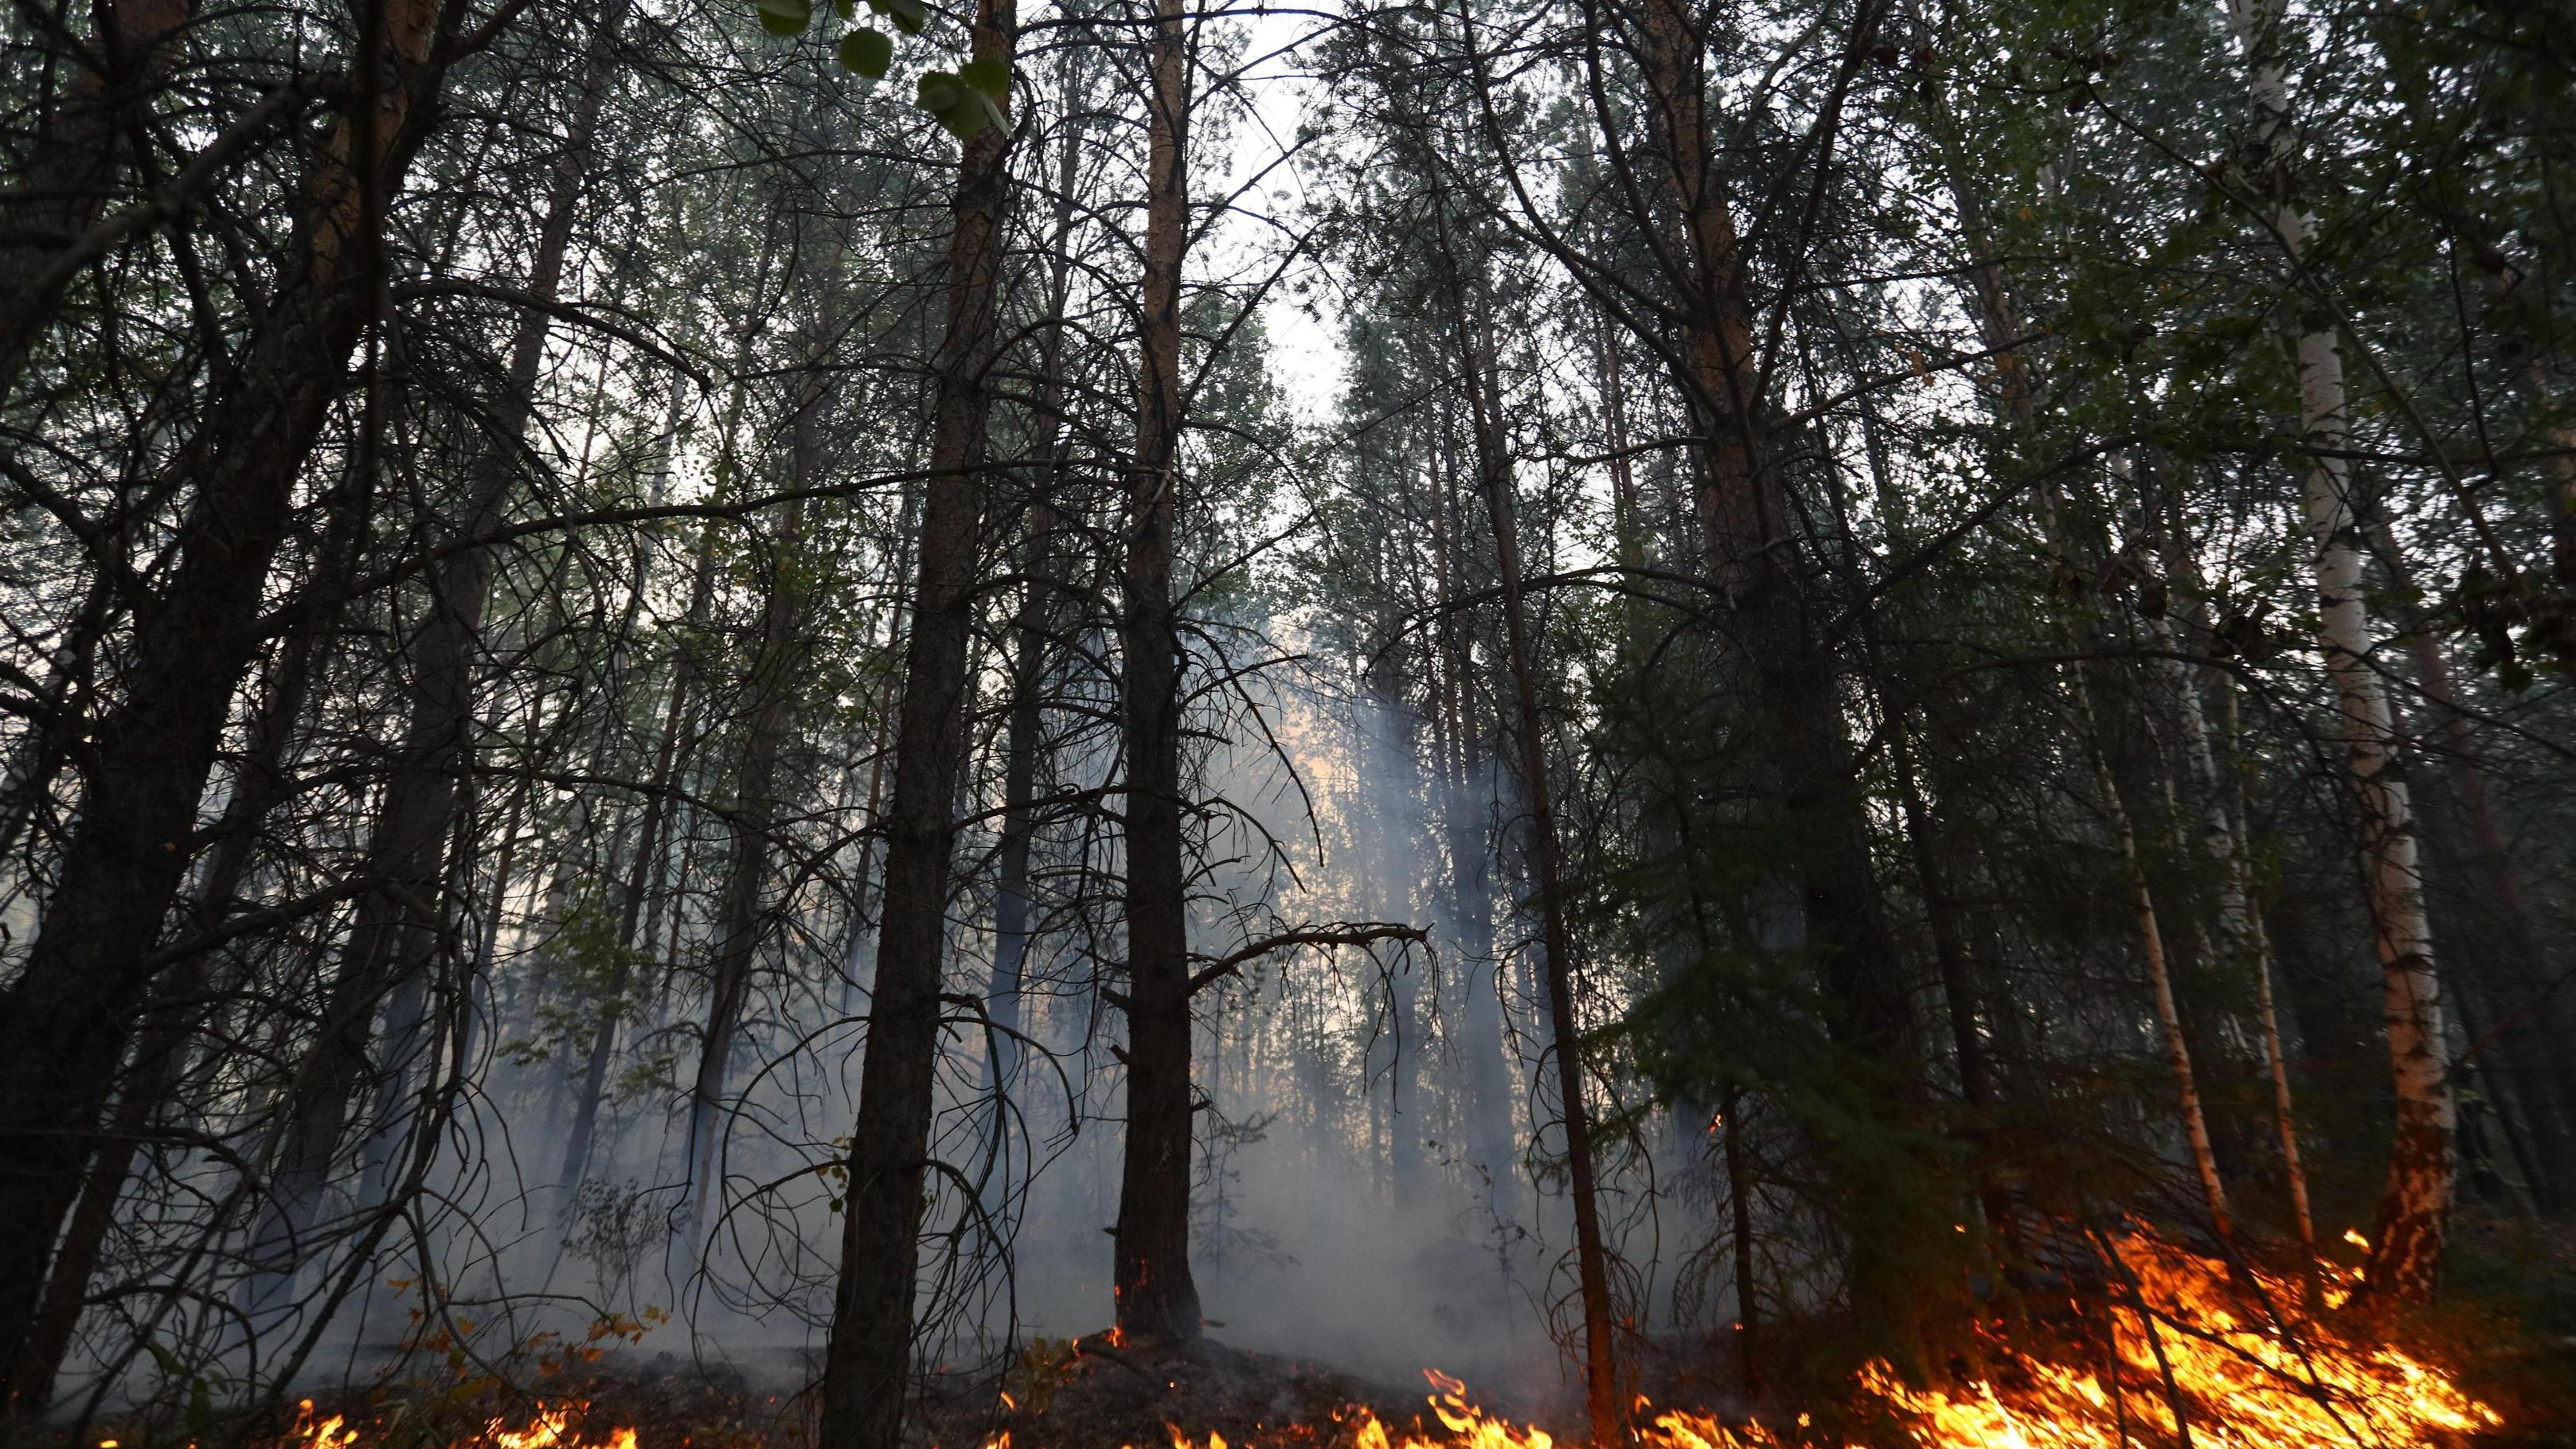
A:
[1153,1236,2496,1449]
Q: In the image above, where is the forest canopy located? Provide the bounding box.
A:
[2,0,2573,1441]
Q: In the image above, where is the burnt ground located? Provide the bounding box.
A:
[913,1334,1464,1449]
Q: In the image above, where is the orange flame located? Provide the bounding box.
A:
[1148,1235,2496,1449]
[285,1400,639,1449]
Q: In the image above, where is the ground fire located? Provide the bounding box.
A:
[240,1233,2497,1449]
[12,0,2576,1433]
[1168,1232,2501,1449]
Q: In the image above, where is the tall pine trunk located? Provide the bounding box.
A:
[0,0,193,398]
[1452,277,1620,1445]
[819,0,1017,1435]
[979,64,1085,1214]
[557,385,719,1212]
[1626,0,1921,1342]
[682,260,834,1260]
[681,491,807,1267]
[1109,0,1204,1346]
[1430,445,1516,1209]
[10,490,362,1406]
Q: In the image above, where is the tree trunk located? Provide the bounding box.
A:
[1455,276,1620,1447]
[1890,721,1996,1114]
[2098,740,2238,1244]
[10,501,358,1407]
[979,571,1046,1215]
[0,0,461,1402]
[681,492,806,1266]
[1108,0,1204,1347]
[1720,1088,1761,1400]
[2226,0,2453,1299]
[0,0,193,399]
[240,0,630,1310]
[2375,541,2574,1210]
[558,393,720,1213]
[683,252,834,1259]
[1627,0,1920,1342]
[979,63,1085,1217]
[1431,443,1517,1209]
[2145,528,2320,1252]
[819,0,1017,1436]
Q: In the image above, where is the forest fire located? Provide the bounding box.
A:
[11,0,2575,1430]
[218,1237,2503,1449]
[1153,1235,2498,1449]
[278,1400,639,1449]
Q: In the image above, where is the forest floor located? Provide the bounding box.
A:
[915,1333,1443,1449]
[68,1331,1467,1449]
[38,1219,2576,1449]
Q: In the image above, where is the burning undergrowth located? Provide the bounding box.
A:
[78,1230,2541,1449]
[946,1228,2524,1449]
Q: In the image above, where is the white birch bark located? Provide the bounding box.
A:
[2226,0,2453,1299]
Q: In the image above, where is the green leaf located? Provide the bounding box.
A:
[959,53,1008,99]
[876,0,927,34]
[756,0,811,35]
[914,68,1002,140]
[831,0,854,17]
[838,25,892,76]
[954,92,1006,139]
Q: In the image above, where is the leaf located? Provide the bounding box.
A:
[959,54,1009,99]
[960,92,1006,137]
[838,26,892,77]
[915,69,1003,140]
[874,0,927,34]
[756,0,812,35]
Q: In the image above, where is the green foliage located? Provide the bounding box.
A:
[754,0,811,37]
[916,67,1006,139]
[498,892,644,1071]
[738,0,1009,135]
[870,0,929,34]
[838,26,892,79]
